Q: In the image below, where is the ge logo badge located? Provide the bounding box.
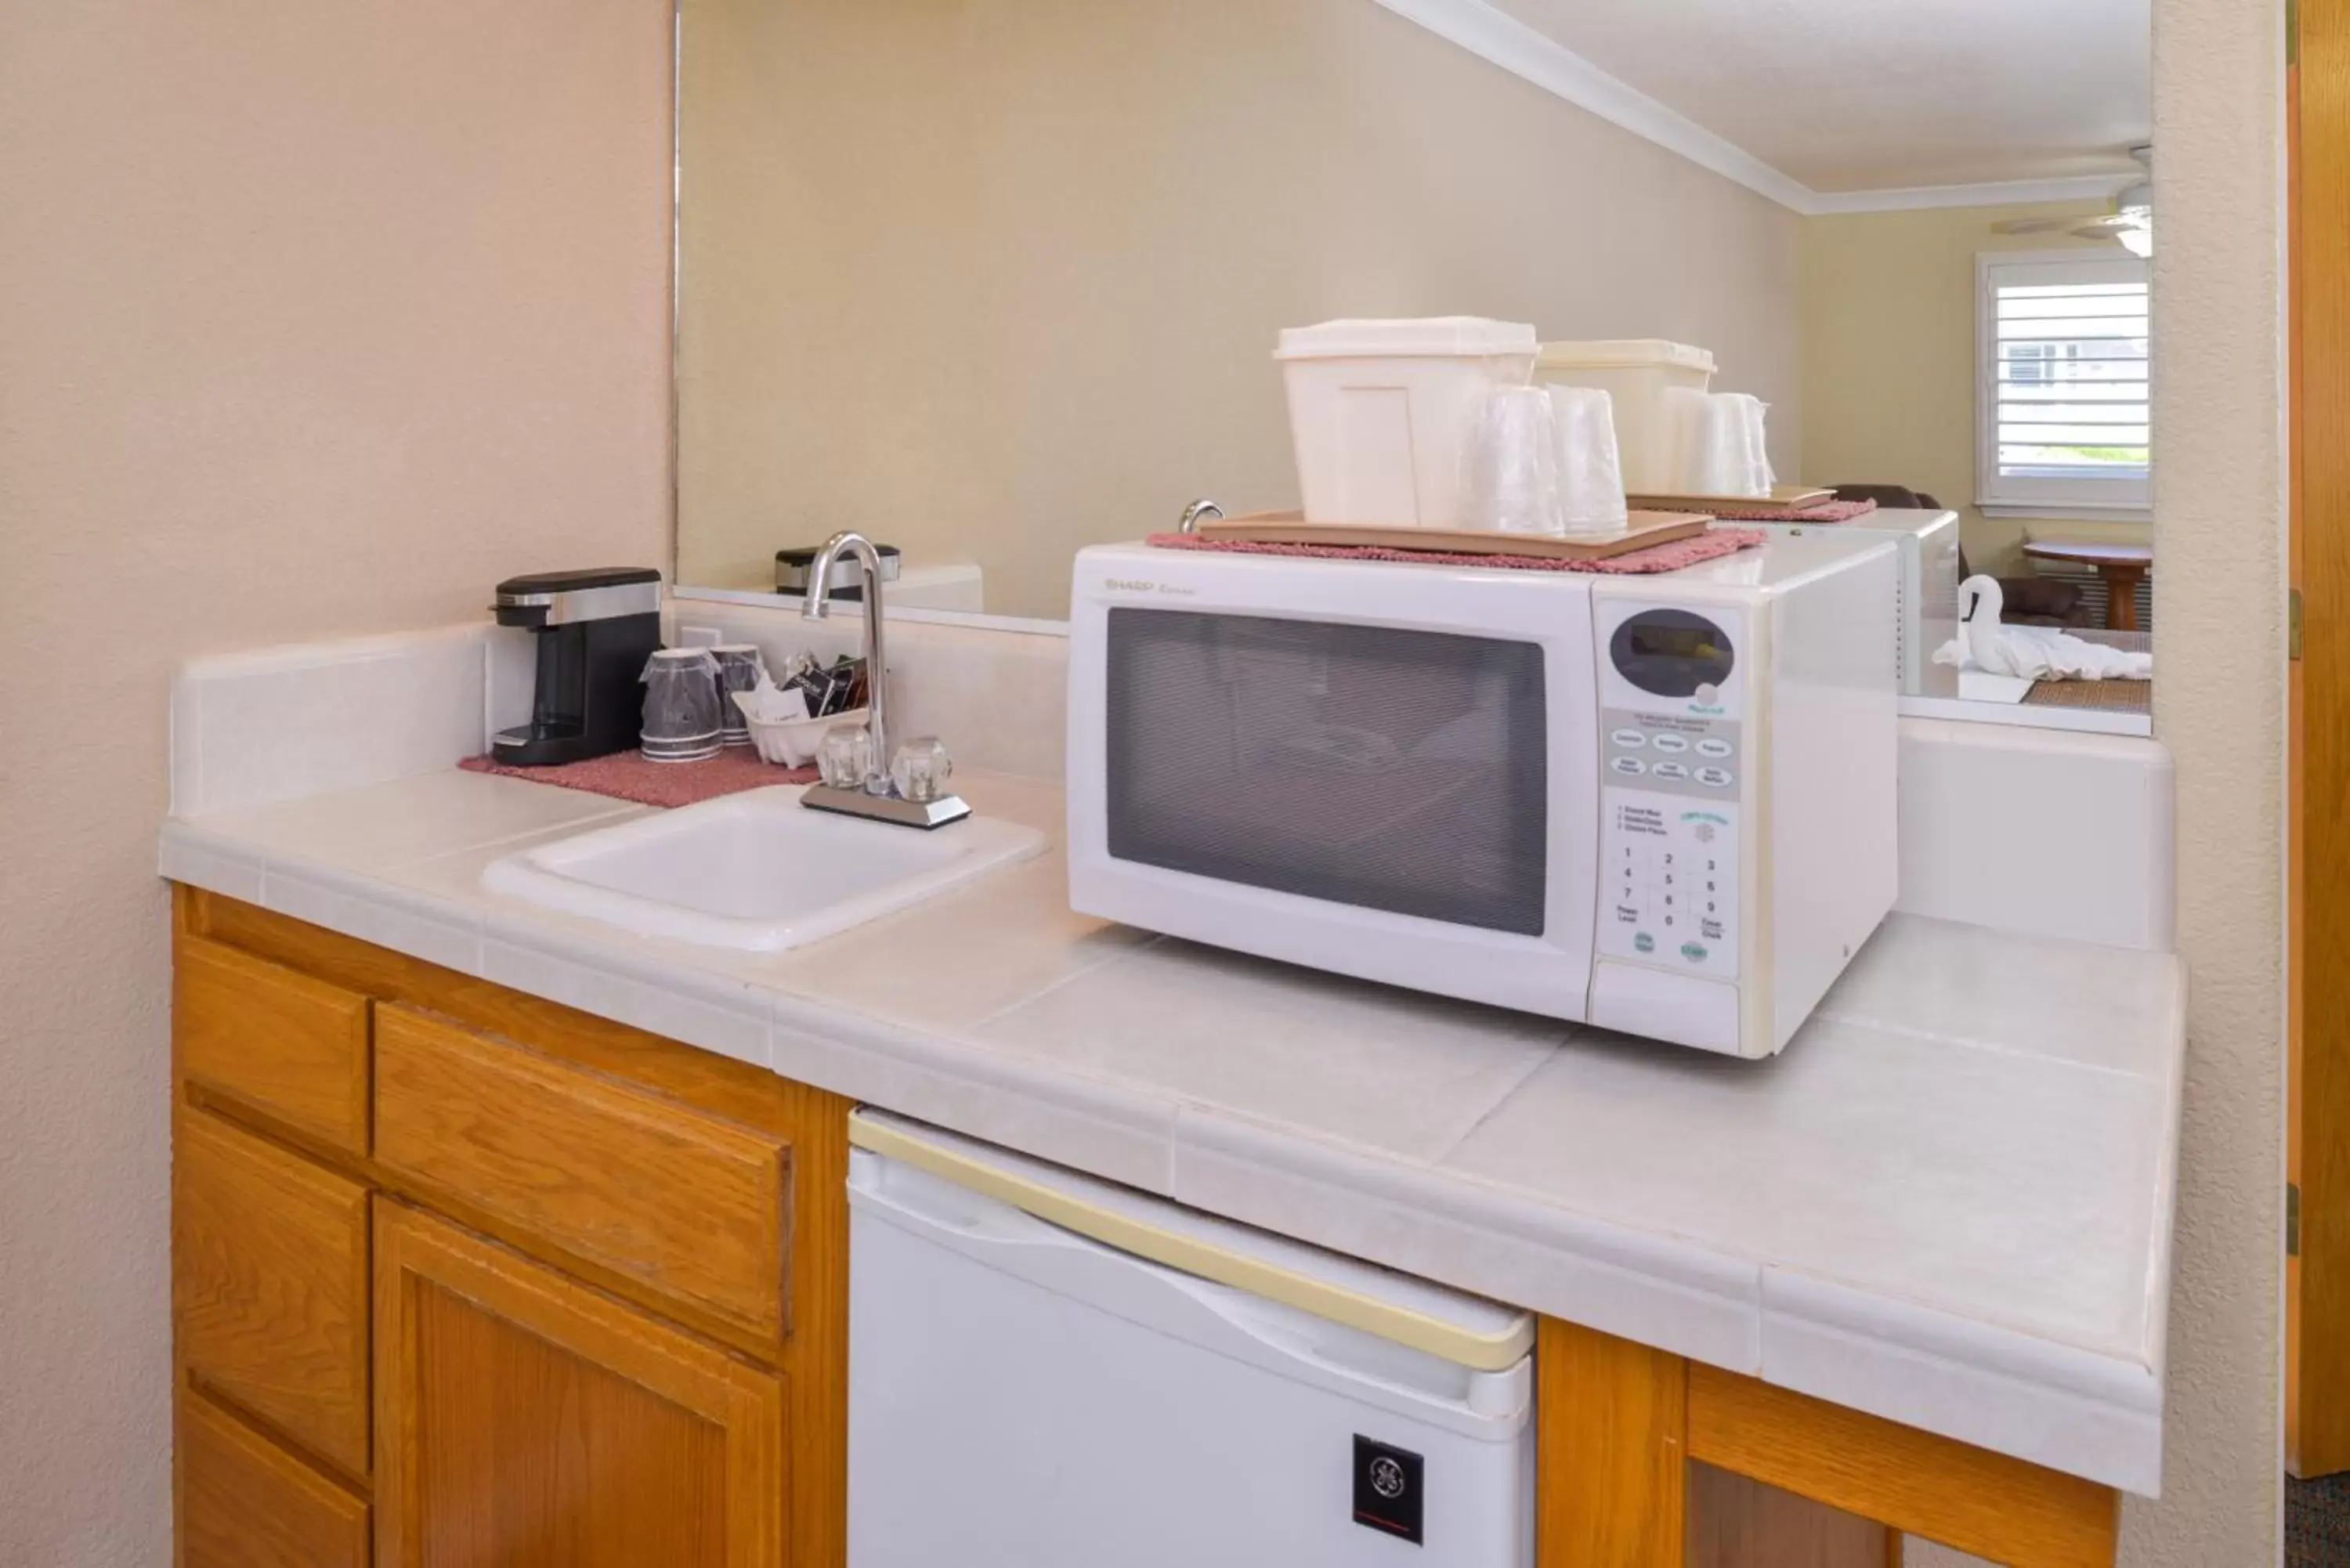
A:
[1352,1436,1424,1544]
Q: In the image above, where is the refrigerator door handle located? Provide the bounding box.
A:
[848,1147,1080,1248]
[849,1149,1523,1421]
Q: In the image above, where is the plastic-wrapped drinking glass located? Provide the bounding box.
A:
[711,645,768,746]
[890,737,953,804]
[1670,391,1773,499]
[638,649,723,756]
[1550,386,1630,538]
[816,723,875,790]
[1462,385,1564,535]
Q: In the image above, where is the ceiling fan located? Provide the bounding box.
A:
[1992,145,2153,258]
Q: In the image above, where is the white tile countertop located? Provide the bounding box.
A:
[160,764,2185,1496]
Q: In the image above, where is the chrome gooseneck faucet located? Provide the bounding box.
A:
[798,530,970,828]
[801,531,893,782]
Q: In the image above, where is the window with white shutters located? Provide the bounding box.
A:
[1976,251,2151,519]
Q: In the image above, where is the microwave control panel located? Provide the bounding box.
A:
[1596,712,1741,979]
[1593,602,1746,981]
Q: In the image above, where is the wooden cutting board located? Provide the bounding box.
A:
[1625,486,1835,514]
[1192,509,1712,562]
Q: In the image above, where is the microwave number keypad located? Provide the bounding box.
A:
[1598,711,1741,978]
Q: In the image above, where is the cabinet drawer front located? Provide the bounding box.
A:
[175,1110,371,1477]
[181,1393,369,1568]
[374,1006,790,1340]
[179,936,371,1156]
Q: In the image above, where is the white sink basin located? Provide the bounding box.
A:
[481,786,1047,952]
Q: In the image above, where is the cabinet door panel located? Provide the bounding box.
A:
[180,1393,369,1568]
[374,1204,785,1568]
[179,935,371,1154]
[373,1006,790,1343]
[175,1108,371,1476]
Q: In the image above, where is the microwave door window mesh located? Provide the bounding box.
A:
[1104,609,1548,936]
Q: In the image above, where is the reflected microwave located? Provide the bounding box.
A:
[1065,535,1900,1058]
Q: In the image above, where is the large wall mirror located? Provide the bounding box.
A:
[674,0,2152,732]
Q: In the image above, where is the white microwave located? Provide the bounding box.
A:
[1719,508,1960,694]
[1065,534,1900,1058]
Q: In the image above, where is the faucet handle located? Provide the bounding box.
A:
[816,723,876,790]
[890,737,953,804]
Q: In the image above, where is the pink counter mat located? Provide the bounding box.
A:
[460,746,817,809]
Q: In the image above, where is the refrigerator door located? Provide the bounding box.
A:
[848,1133,1534,1568]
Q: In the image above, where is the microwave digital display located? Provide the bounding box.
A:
[1625,624,1723,664]
[1610,609,1735,699]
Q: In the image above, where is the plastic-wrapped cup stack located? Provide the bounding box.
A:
[1549,386,1629,538]
[1462,385,1564,535]
[1668,389,1774,499]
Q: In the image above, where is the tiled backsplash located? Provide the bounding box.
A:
[172,623,497,817]
[171,603,1071,820]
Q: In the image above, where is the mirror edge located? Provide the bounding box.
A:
[669,583,1076,639]
[1895,692,2151,738]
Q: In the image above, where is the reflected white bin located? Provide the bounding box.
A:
[1535,338,1716,494]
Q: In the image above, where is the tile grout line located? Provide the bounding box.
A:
[1810,1006,2154,1082]
[960,932,1171,1035]
[1420,1034,1576,1172]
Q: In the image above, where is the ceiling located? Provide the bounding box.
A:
[1490,0,2149,193]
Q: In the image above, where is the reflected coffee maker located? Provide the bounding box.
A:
[490,568,663,767]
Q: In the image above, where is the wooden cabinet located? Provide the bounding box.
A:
[179,1392,370,1568]
[373,1205,786,1568]
[172,885,2113,1568]
[170,887,852,1568]
[175,1109,371,1477]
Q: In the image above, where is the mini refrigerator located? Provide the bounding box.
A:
[846,1111,1537,1567]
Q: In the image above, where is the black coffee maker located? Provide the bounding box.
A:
[490,567,663,767]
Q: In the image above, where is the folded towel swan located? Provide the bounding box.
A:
[1932,575,2153,681]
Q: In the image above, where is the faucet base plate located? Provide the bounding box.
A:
[801,784,973,830]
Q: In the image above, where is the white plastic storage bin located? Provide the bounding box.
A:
[1277,317,1538,530]
[848,1110,1537,1568]
[1535,339,1716,493]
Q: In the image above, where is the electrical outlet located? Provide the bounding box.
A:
[678,625,724,648]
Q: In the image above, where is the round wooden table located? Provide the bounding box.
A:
[2020,540,2154,631]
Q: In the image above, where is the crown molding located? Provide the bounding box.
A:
[1805,175,2136,215]
[1370,0,2138,218]
[1368,0,1816,210]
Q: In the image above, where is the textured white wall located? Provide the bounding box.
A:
[0,2,673,1560]
[2130,0,2287,1559]
[1911,0,2288,1563]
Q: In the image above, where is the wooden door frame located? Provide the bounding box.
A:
[2294,0,2350,1483]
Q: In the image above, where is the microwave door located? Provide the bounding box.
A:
[1104,609,1552,940]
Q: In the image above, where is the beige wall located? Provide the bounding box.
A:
[2132,0,2286,1559]
[676,0,1804,620]
[0,2,673,1560]
[1800,202,2150,577]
